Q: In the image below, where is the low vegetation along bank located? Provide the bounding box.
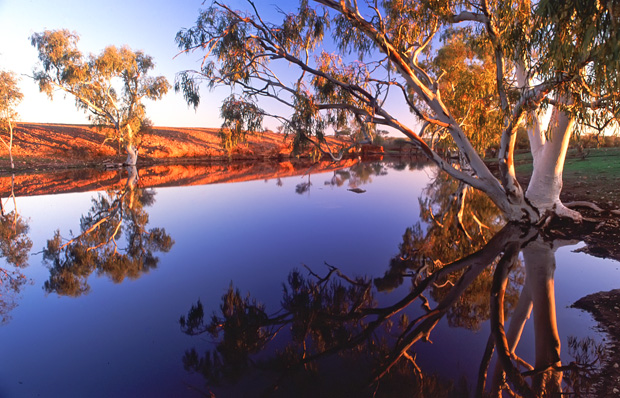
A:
[0,123,352,172]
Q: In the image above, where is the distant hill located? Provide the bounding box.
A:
[1,123,349,171]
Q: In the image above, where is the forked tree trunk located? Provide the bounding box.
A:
[516,64,581,222]
[525,107,581,220]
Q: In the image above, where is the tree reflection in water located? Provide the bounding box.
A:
[0,175,33,324]
[324,160,426,191]
[42,167,174,296]
[181,224,602,397]
[375,170,524,332]
[180,166,603,397]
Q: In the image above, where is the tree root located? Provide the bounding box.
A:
[553,202,583,223]
[565,201,604,213]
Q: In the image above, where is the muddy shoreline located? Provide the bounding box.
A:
[545,213,620,397]
[573,290,620,397]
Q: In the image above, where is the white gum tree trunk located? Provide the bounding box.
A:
[125,143,138,166]
[516,63,582,222]
[525,108,581,220]
[123,124,138,166]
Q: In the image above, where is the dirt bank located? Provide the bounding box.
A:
[0,123,350,172]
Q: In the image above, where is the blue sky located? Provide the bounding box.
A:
[0,0,416,133]
[0,0,291,128]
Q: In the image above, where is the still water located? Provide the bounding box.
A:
[0,160,617,397]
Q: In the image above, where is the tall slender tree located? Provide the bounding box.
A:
[0,70,23,170]
[31,30,170,166]
[176,0,620,223]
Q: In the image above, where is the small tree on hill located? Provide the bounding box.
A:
[0,71,23,169]
[31,29,170,166]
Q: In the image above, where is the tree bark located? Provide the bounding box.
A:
[125,143,138,166]
[123,124,138,166]
[525,106,581,221]
[516,63,581,222]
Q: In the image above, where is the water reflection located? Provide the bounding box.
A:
[323,160,428,192]
[296,161,392,195]
[0,175,32,324]
[376,170,522,332]
[0,158,611,397]
[42,167,174,296]
[178,165,602,397]
[181,222,603,397]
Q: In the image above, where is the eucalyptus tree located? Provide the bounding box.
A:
[0,70,23,170]
[176,0,620,223]
[31,30,170,166]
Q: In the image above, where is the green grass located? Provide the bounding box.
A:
[563,147,620,176]
[514,147,620,177]
[512,147,620,206]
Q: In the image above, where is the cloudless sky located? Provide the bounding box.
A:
[0,0,294,128]
[0,0,416,133]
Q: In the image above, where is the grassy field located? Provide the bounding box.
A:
[514,147,620,208]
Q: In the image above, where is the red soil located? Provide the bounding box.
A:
[1,123,349,170]
[0,123,362,196]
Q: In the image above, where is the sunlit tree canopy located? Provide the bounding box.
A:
[31,29,170,165]
[176,0,620,223]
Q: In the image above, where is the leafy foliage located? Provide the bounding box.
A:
[0,71,23,126]
[175,0,620,221]
[430,28,502,152]
[219,96,264,152]
[0,70,24,166]
[531,0,620,136]
[31,30,170,162]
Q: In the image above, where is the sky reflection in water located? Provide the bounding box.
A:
[0,161,617,397]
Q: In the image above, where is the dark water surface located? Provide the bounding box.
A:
[0,161,617,397]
